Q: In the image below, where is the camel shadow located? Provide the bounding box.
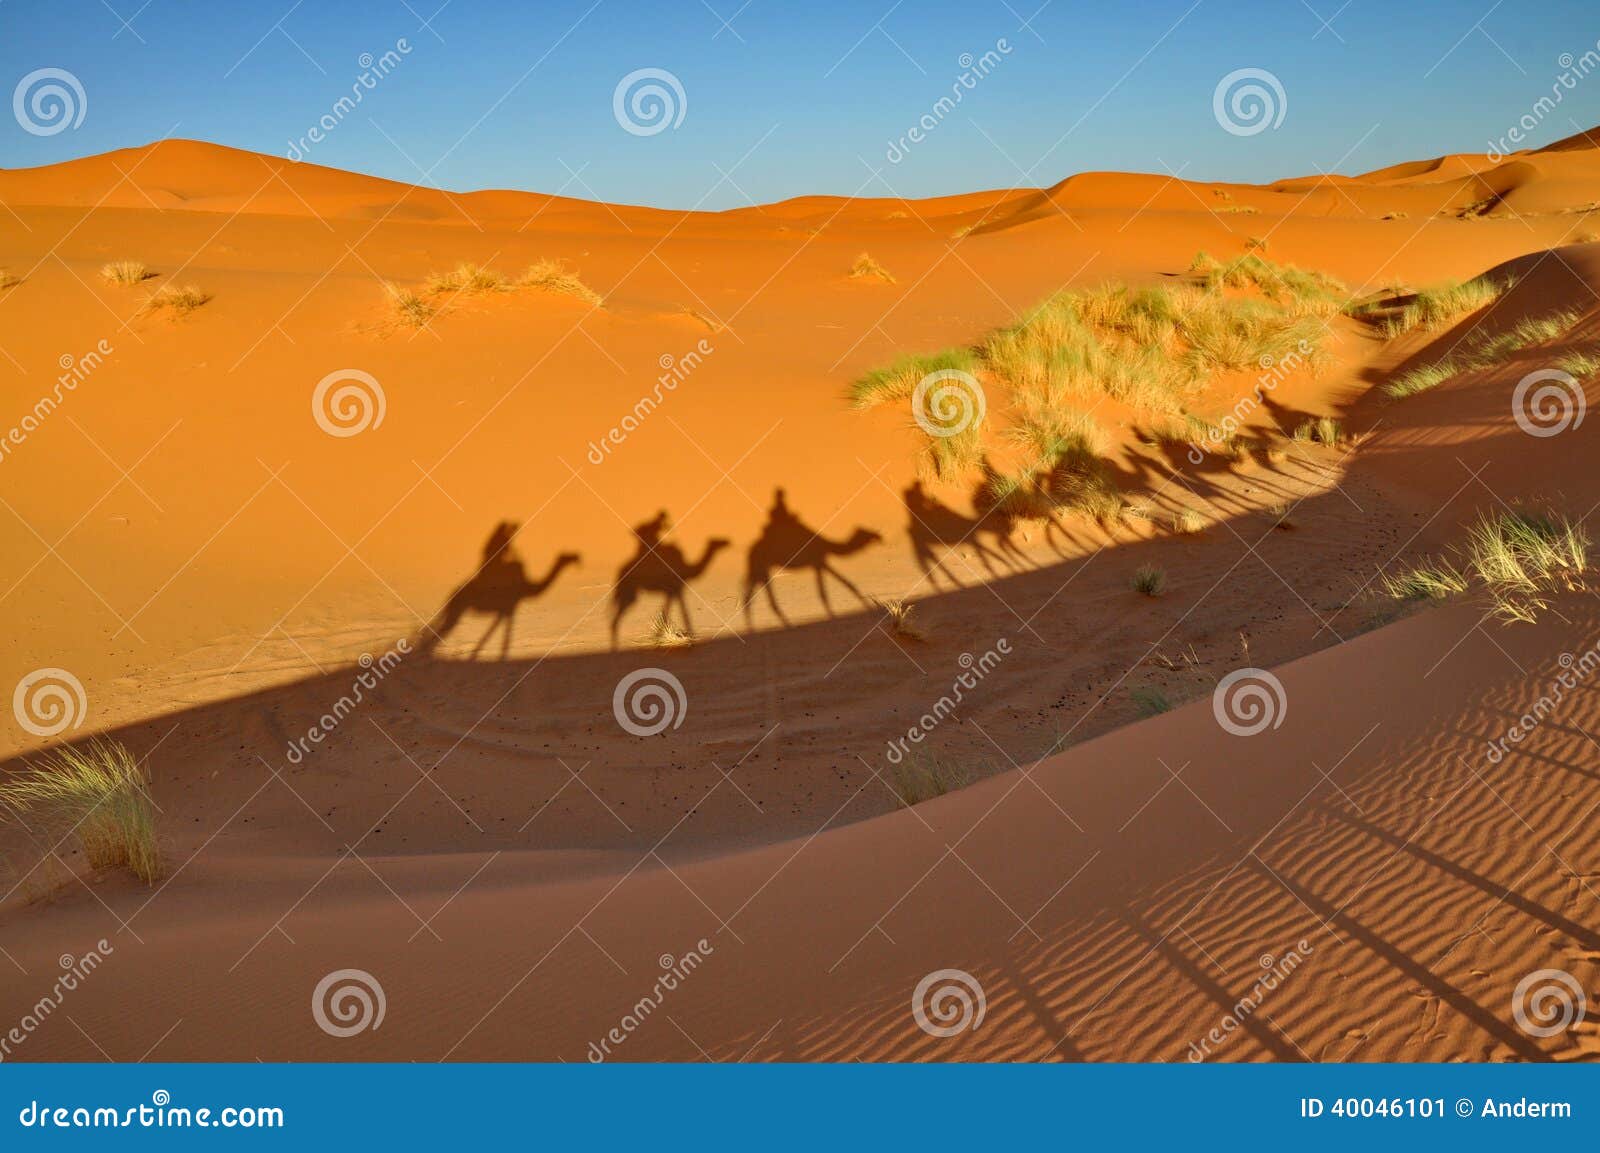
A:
[741,488,883,628]
[903,479,1021,591]
[415,521,581,659]
[611,510,731,648]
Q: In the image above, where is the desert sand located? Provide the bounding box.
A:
[2,127,1599,1061]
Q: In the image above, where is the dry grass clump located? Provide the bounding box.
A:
[1385,307,1582,399]
[1292,416,1342,446]
[0,739,160,883]
[100,260,152,286]
[888,751,976,806]
[1194,253,1346,317]
[848,347,978,409]
[878,598,927,641]
[1172,507,1206,534]
[519,258,603,305]
[426,262,506,295]
[1557,350,1600,380]
[645,611,693,649]
[1383,509,1588,624]
[384,281,437,328]
[143,283,210,315]
[849,252,896,283]
[0,269,20,289]
[1131,564,1166,596]
[1381,277,1503,336]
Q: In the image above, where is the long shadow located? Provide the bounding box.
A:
[740,488,883,628]
[414,521,581,659]
[609,510,732,648]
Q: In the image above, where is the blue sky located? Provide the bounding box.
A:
[3,0,1597,208]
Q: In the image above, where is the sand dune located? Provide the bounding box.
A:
[2,132,1599,1061]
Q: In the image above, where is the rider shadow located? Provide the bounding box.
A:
[610,510,731,648]
[415,521,581,660]
[740,488,883,628]
[903,479,1020,592]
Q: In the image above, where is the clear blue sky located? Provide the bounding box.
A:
[3,0,1597,208]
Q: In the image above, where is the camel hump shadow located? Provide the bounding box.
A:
[610,509,731,648]
[741,488,882,628]
[417,521,581,660]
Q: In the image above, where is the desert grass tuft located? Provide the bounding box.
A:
[848,347,977,409]
[1131,564,1166,597]
[142,283,210,315]
[1131,686,1173,716]
[384,281,436,328]
[889,751,976,806]
[0,269,20,289]
[0,739,159,883]
[100,260,152,286]
[426,262,506,295]
[1383,277,1503,336]
[519,258,602,305]
[1386,358,1459,399]
[1557,350,1600,380]
[645,611,693,649]
[1172,506,1206,534]
[878,598,927,641]
[849,252,896,283]
[1465,509,1588,623]
[1293,416,1342,446]
[1380,561,1467,603]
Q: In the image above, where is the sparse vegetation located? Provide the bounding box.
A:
[0,739,160,883]
[878,597,927,641]
[1385,307,1582,398]
[1382,509,1588,624]
[1131,686,1173,716]
[1265,502,1297,530]
[384,281,437,328]
[888,751,976,806]
[1557,350,1600,380]
[426,262,506,295]
[1173,507,1206,534]
[848,347,978,409]
[1131,564,1166,596]
[1290,416,1342,446]
[100,260,152,286]
[519,258,603,305]
[0,269,19,289]
[1381,277,1503,337]
[143,283,210,315]
[645,611,693,649]
[849,252,896,283]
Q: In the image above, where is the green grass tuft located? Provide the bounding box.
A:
[0,739,160,883]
